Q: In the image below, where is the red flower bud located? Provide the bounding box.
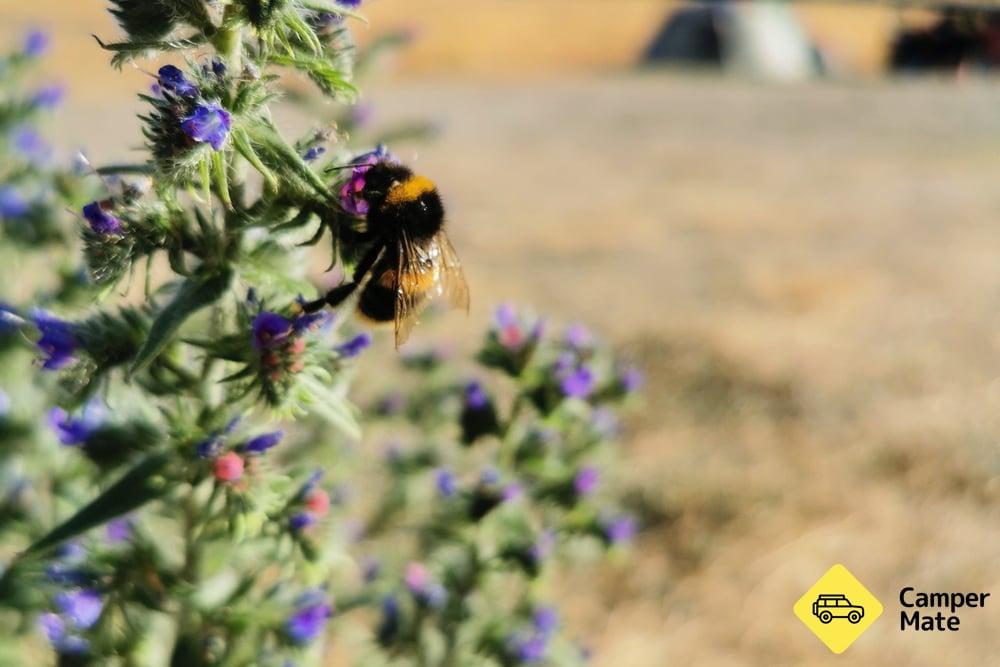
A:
[305,489,330,517]
[214,452,244,482]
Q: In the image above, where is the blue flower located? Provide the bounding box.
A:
[465,380,488,409]
[32,84,65,109]
[54,589,103,630]
[603,515,637,545]
[336,332,372,358]
[251,311,293,349]
[303,146,326,162]
[376,596,401,644]
[23,30,49,58]
[38,613,89,655]
[106,517,133,543]
[13,127,52,162]
[48,401,105,446]
[0,186,30,219]
[181,103,232,151]
[533,606,559,636]
[573,467,600,497]
[285,591,333,644]
[82,202,123,235]
[32,311,77,370]
[242,430,284,454]
[337,0,364,6]
[435,468,457,497]
[157,65,198,97]
[559,366,595,399]
[195,436,221,459]
[289,512,316,532]
[507,631,549,663]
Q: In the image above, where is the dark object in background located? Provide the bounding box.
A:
[890,6,1000,72]
[643,4,723,66]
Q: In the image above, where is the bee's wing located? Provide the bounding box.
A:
[393,230,434,348]
[393,230,470,348]
[435,231,470,313]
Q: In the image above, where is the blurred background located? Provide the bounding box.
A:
[4,0,1000,664]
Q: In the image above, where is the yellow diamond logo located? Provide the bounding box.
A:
[793,564,883,654]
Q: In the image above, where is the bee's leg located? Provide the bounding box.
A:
[298,244,384,313]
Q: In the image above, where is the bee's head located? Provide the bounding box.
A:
[364,162,444,237]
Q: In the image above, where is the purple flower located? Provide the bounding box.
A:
[336,332,372,358]
[181,103,232,151]
[465,380,488,409]
[242,430,283,454]
[211,59,226,77]
[573,467,600,497]
[13,127,52,162]
[502,482,524,503]
[54,589,103,629]
[106,517,133,543]
[533,607,559,636]
[195,436,221,459]
[303,146,326,162]
[82,202,123,235]
[289,512,316,531]
[604,515,637,545]
[251,311,293,349]
[495,303,518,329]
[292,309,331,333]
[32,311,77,370]
[23,30,49,57]
[338,145,392,216]
[435,468,457,497]
[337,0,363,6]
[32,85,64,109]
[621,366,644,393]
[508,632,548,663]
[157,65,198,97]
[48,401,105,445]
[565,322,593,349]
[0,186,30,219]
[285,592,333,644]
[38,613,90,655]
[560,366,595,399]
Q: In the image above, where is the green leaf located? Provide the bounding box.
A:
[129,267,234,375]
[24,453,173,556]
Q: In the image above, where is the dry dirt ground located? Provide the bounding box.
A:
[24,63,1000,665]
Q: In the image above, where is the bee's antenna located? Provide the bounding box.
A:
[324,161,375,174]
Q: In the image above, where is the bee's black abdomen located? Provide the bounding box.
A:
[357,282,396,323]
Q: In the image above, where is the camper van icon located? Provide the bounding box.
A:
[812,594,865,624]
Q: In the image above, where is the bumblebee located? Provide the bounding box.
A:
[302,160,469,347]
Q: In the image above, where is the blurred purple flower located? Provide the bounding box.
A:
[23,30,49,58]
[82,201,123,235]
[32,310,77,370]
[285,591,333,644]
[465,380,489,408]
[195,436,221,459]
[564,322,593,349]
[54,589,103,629]
[604,515,637,545]
[621,366,644,393]
[435,468,457,497]
[508,632,548,663]
[243,430,283,454]
[38,613,90,655]
[303,146,326,162]
[48,401,105,446]
[573,467,600,497]
[289,512,316,532]
[533,606,559,636]
[560,366,595,399]
[0,186,30,219]
[32,84,64,109]
[106,517,133,543]
[502,482,524,503]
[13,127,52,162]
[181,102,231,150]
[336,332,372,358]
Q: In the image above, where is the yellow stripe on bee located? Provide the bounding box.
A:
[385,175,436,206]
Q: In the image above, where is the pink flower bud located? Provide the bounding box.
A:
[214,452,244,482]
[305,489,330,517]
